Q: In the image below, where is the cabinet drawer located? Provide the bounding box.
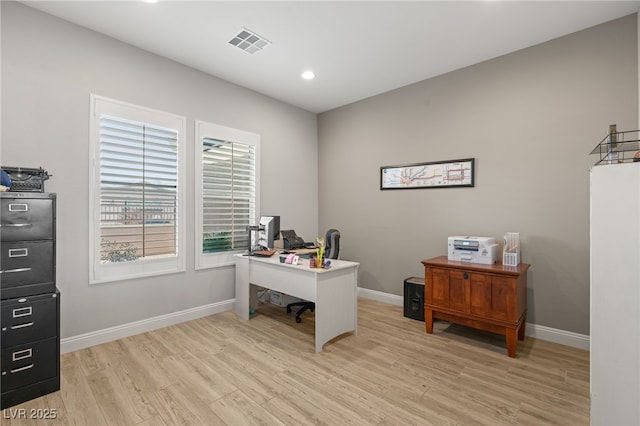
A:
[1,293,58,348]
[1,337,58,392]
[1,241,54,289]
[0,196,55,242]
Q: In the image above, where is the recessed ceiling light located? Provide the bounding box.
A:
[143,0,158,3]
[301,70,315,80]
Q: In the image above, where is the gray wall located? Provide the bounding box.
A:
[318,14,638,335]
[3,2,638,340]
[1,2,318,339]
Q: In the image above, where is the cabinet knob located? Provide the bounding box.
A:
[463,272,469,279]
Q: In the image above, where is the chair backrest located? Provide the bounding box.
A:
[325,229,340,259]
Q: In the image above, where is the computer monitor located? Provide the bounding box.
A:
[257,215,280,249]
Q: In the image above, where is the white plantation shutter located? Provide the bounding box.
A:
[202,138,256,252]
[99,115,178,260]
[196,121,260,269]
[89,95,186,284]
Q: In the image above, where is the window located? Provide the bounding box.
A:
[195,120,260,269]
[89,95,186,283]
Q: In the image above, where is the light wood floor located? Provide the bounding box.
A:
[2,298,590,425]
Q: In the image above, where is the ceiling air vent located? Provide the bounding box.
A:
[228,28,271,54]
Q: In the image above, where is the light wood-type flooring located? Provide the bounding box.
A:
[2,298,590,425]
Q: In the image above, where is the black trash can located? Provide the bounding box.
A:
[403,277,425,321]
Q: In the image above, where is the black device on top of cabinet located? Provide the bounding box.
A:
[0,192,59,409]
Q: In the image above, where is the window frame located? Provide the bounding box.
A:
[89,94,186,284]
[195,120,260,269]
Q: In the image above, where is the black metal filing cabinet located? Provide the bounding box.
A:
[0,192,60,409]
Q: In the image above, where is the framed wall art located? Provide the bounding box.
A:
[380,158,475,190]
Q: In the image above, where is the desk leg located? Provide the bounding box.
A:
[425,309,434,334]
[315,267,358,353]
[234,256,250,320]
[249,284,258,316]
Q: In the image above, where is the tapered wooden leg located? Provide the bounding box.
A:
[506,327,517,358]
[425,309,434,334]
[518,320,526,341]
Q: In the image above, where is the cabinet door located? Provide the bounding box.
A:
[490,275,516,321]
[469,273,492,317]
[428,267,450,308]
[448,271,467,312]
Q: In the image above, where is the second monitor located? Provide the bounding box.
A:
[257,215,280,250]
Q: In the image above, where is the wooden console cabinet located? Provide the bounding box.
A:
[421,256,530,357]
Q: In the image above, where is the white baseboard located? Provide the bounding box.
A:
[62,289,590,354]
[524,323,590,351]
[357,287,590,351]
[358,287,404,306]
[60,299,234,353]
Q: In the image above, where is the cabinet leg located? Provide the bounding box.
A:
[518,320,526,341]
[506,328,517,358]
[425,309,434,334]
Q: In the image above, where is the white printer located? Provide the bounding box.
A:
[447,236,499,265]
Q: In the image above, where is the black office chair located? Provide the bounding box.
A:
[286,229,340,323]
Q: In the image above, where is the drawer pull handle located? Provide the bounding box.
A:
[0,267,32,274]
[8,248,28,257]
[0,223,32,227]
[10,322,34,330]
[10,364,34,374]
[13,307,32,318]
[12,348,32,361]
[8,204,28,212]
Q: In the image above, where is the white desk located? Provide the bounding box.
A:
[235,254,359,352]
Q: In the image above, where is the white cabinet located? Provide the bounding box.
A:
[590,163,640,425]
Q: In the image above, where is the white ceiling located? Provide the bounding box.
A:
[20,1,640,113]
